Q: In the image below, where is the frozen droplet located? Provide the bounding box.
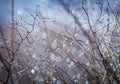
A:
[70,62,74,66]
[42,33,47,39]
[68,64,72,68]
[86,62,90,66]
[70,41,73,45]
[74,80,78,83]
[72,10,74,14]
[51,42,57,49]
[56,80,61,84]
[104,35,111,42]
[66,57,71,63]
[68,62,74,67]
[110,63,113,66]
[55,56,61,62]
[74,33,78,37]
[85,41,89,44]
[49,72,53,76]
[72,48,76,53]
[39,78,44,82]
[31,69,35,74]
[32,54,37,59]
[50,54,56,61]
[43,41,46,45]
[47,71,49,74]
[107,55,110,57]
[62,44,66,48]
[77,74,80,78]
[54,39,57,42]
[72,75,76,79]
[24,49,26,52]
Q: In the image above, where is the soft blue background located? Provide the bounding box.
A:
[0,0,117,21]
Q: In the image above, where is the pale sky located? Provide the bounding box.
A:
[0,0,117,21]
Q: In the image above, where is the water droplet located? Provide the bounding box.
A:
[52,77,57,82]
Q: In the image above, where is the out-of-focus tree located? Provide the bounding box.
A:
[0,0,120,84]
